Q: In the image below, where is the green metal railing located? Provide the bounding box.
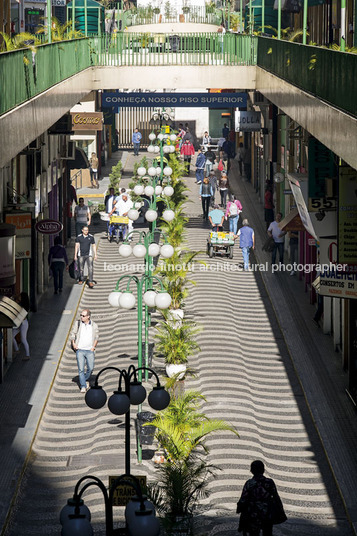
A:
[116,6,222,28]
[0,38,94,116]
[98,32,257,66]
[257,37,357,117]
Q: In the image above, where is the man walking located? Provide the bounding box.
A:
[268,212,286,266]
[132,128,142,156]
[74,226,97,288]
[237,219,255,271]
[180,139,195,176]
[74,197,91,238]
[71,309,99,393]
[195,148,206,184]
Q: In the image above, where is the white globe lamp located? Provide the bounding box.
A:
[155,167,162,176]
[155,292,172,310]
[169,146,176,153]
[162,209,175,222]
[134,184,144,196]
[145,209,158,222]
[163,146,170,154]
[155,185,163,195]
[143,290,157,308]
[119,243,133,257]
[108,291,122,307]
[170,134,177,141]
[160,244,174,258]
[133,244,147,258]
[137,167,146,177]
[163,186,174,197]
[148,167,157,177]
[128,208,139,221]
[119,292,136,309]
[157,133,164,141]
[135,201,142,210]
[144,185,155,197]
[154,146,160,154]
[148,243,160,257]
[163,166,173,176]
[147,145,155,153]
[148,133,156,141]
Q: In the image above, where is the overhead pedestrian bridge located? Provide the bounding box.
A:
[0,31,356,168]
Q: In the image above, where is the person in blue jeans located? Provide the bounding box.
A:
[267,212,286,266]
[199,177,213,221]
[195,148,206,184]
[132,128,142,156]
[237,219,255,271]
[70,309,99,393]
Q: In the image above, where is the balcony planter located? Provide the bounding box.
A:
[166,363,187,379]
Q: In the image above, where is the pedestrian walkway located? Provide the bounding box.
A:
[1,150,356,536]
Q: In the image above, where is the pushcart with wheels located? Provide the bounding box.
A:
[207,231,235,259]
[108,215,129,244]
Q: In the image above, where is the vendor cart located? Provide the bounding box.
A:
[207,231,235,259]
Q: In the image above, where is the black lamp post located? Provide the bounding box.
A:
[60,473,160,536]
[84,364,170,475]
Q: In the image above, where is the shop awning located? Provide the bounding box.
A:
[0,297,27,328]
[279,208,305,231]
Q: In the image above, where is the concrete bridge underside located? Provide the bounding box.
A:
[1,64,356,169]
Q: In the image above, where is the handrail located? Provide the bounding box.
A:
[71,169,83,190]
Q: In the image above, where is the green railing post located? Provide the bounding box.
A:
[47,0,52,43]
[303,0,308,44]
[84,0,88,37]
[262,0,265,33]
[278,0,282,39]
[72,0,75,33]
[341,0,346,51]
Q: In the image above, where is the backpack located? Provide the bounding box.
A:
[68,260,80,280]
[229,202,238,216]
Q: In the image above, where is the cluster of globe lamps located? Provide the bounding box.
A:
[147,131,177,155]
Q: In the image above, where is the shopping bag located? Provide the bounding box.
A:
[68,260,79,280]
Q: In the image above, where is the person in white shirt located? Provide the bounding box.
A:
[109,192,134,237]
[71,309,99,393]
[202,131,211,151]
[267,212,286,265]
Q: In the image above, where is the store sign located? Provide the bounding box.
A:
[338,166,357,266]
[5,213,32,259]
[35,219,63,235]
[109,475,147,506]
[102,92,247,108]
[319,270,357,299]
[52,0,66,5]
[71,112,103,131]
[235,111,261,132]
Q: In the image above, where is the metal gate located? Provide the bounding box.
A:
[117,107,156,148]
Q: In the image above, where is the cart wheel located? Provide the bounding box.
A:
[108,234,113,243]
[209,245,214,258]
[116,229,120,244]
[229,246,233,259]
[206,242,210,255]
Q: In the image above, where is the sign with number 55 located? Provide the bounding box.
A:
[308,197,337,212]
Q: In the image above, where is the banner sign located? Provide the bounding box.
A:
[289,176,318,239]
[338,166,357,266]
[235,111,261,132]
[102,92,247,109]
[110,475,147,506]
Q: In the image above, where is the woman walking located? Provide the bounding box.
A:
[225,195,242,235]
[12,292,30,360]
[237,460,286,536]
[48,236,69,294]
[218,171,229,208]
[199,177,213,221]
[180,139,195,176]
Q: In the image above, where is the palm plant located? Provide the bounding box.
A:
[160,203,188,248]
[0,31,40,53]
[155,317,201,366]
[155,249,201,310]
[167,155,189,207]
[36,17,84,41]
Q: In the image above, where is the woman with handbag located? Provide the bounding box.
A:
[236,460,287,536]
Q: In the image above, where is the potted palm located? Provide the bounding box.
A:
[155,316,200,378]
[148,390,239,534]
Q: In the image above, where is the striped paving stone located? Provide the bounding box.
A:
[4,174,353,536]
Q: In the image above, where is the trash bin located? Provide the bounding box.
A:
[136,411,156,446]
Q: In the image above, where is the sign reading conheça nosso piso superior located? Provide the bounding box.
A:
[102,92,247,108]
